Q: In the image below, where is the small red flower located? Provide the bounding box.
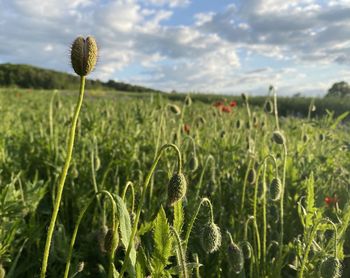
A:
[183,124,190,134]
[324,195,338,207]
[221,106,232,113]
[324,196,332,206]
[229,101,237,107]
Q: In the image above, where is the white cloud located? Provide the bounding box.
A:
[1,0,350,95]
[145,0,190,7]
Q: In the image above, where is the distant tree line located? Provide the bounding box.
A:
[326,81,350,97]
[0,63,162,93]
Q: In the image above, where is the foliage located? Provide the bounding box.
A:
[0,88,349,277]
[326,81,350,98]
[0,63,161,93]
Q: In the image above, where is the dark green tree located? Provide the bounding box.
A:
[326,81,350,97]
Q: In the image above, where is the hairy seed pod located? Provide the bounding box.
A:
[272,131,286,145]
[201,222,222,253]
[71,36,98,76]
[270,177,282,201]
[239,241,252,260]
[169,104,181,115]
[228,241,244,274]
[220,130,226,138]
[319,133,325,141]
[167,173,187,206]
[320,257,341,278]
[189,155,199,172]
[247,168,256,184]
[303,134,308,143]
[264,100,274,113]
[241,93,248,102]
[104,229,119,253]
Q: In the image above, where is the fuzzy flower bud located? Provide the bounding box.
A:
[269,177,282,201]
[71,36,98,76]
[228,241,244,274]
[320,257,341,278]
[201,222,222,253]
[167,173,187,206]
[272,131,286,145]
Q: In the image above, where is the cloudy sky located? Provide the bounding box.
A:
[1,0,350,96]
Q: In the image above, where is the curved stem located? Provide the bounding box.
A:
[171,226,188,278]
[279,143,287,258]
[272,86,280,130]
[149,110,165,204]
[240,158,253,213]
[119,144,182,277]
[184,197,213,249]
[41,76,86,278]
[194,155,215,201]
[64,196,94,278]
[122,181,135,213]
[95,191,118,278]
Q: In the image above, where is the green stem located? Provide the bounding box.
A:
[194,155,215,201]
[122,181,135,213]
[119,144,182,277]
[64,196,94,278]
[272,87,280,130]
[149,110,165,204]
[279,143,287,257]
[171,226,188,278]
[41,76,86,278]
[240,158,253,213]
[184,198,213,249]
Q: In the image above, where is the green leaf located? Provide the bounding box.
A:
[115,195,136,277]
[151,206,173,273]
[331,111,349,129]
[173,200,184,234]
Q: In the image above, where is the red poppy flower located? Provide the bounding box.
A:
[221,106,232,113]
[324,196,332,205]
[229,101,237,107]
[183,124,190,134]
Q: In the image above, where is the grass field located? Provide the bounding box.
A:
[0,88,349,277]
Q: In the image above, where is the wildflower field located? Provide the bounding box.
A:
[1,85,349,278]
[0,37,350,278]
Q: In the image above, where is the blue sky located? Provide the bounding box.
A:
[1,0,350,96]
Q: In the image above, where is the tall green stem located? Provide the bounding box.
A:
[184,197,214,249]
[171,227,188,278]
[272,87,280,130]
[119,144,182,277]
[240,158,253,213]
[41,76,86,278]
